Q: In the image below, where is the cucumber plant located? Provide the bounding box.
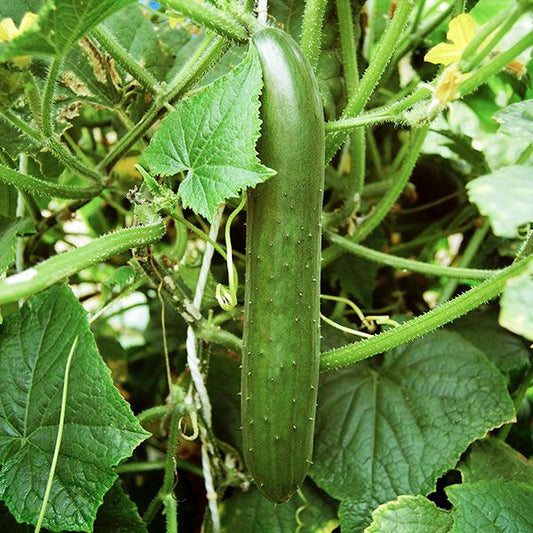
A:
[0,0,532,532]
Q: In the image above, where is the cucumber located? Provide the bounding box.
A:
[242,27,325,503]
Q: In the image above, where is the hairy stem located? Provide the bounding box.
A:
[437,220,490,304]
[301,0,329,70]
[163,0,248,41]
[459,32,533,97]
[0,222,165,305]
[320,255,532,371]
[0,163,101,199]
[354,125,428,242]
[93,26,160,91]
[42,56,62,138]
[326,0,414,162]
[325,230,499,280]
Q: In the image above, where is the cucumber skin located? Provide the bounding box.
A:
[242,28,325,503]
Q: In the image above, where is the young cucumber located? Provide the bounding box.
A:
[242,27,325,503]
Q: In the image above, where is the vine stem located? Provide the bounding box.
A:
[355,125,428,242]
[160,407,181,533]
[0,222,165,305]
[301,0,328,70]
[463,3,524,72]
[0,163,101,199]
[459,32,533,97]
[35,336,78,533]
[320,255,532,371]
[42,56,62,138]
[185,207,224,533]
[324,86,432,134]
[332,0,365,225]
[162,0,248,41]
[325,0,414,162]
[92,26,160,91]
[325,230,499,280]
[437,220,490,304]
[1,110,102,183]
[98,35,227,171]
[15,155,27,279]
[257,0,268,24]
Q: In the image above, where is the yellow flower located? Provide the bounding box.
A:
[425,14,477,66]
[0,12,38,67]
[435,66,467,104]
[505,59,526,79]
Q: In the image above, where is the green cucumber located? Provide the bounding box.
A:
[242,27,325,503]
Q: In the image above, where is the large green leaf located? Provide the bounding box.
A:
[93,480,147,533]
[449,308,530,372]
[366,439,533,531]
[219,484,338,533]
[311,330,515,531]
[0,0,138,60]
[142,47,275,221]
[446,481,533,531]
[467,166,533,238]
[0,285,148,531]
[365,495,452,533]
[499,270,533,341]
[459,439,533,484]
[0,216,35,276]
[494,100,533,138]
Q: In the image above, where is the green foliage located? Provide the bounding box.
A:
[467,166,533,238]
[499,269,533,340]
[219,484,338,533]
[0,0,138,59]
[494,99,533,137]
[0,0,531,529]
[365,495,452,532]
[0,285,148,531]
[0,215,34,275]
[142,48,275,221]
[312,330,514,530]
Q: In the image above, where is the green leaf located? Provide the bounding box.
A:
[433,129,490,177]
[365,495,452,533]
[446,481,533,530]
[142,47,275,222]
[449,308,530,372]
[493,100,533,138]
[0,1,43,23]
[269,0,306,40]
[470,0,510,24]
[0,285,148,531]
[499,270,533,340]
[311,330,515,531]
[206,354,242,452]
[0,0,138,60]
[103,5,173,82]
[363,441,533,532]
[0,216,35,276]
[219,484,339,533]
[93,480,147,533]
[466,166,533,238]
[459,439,533,485]
[326,231,385,307]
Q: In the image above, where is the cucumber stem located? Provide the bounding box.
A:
[320,255,532,371]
